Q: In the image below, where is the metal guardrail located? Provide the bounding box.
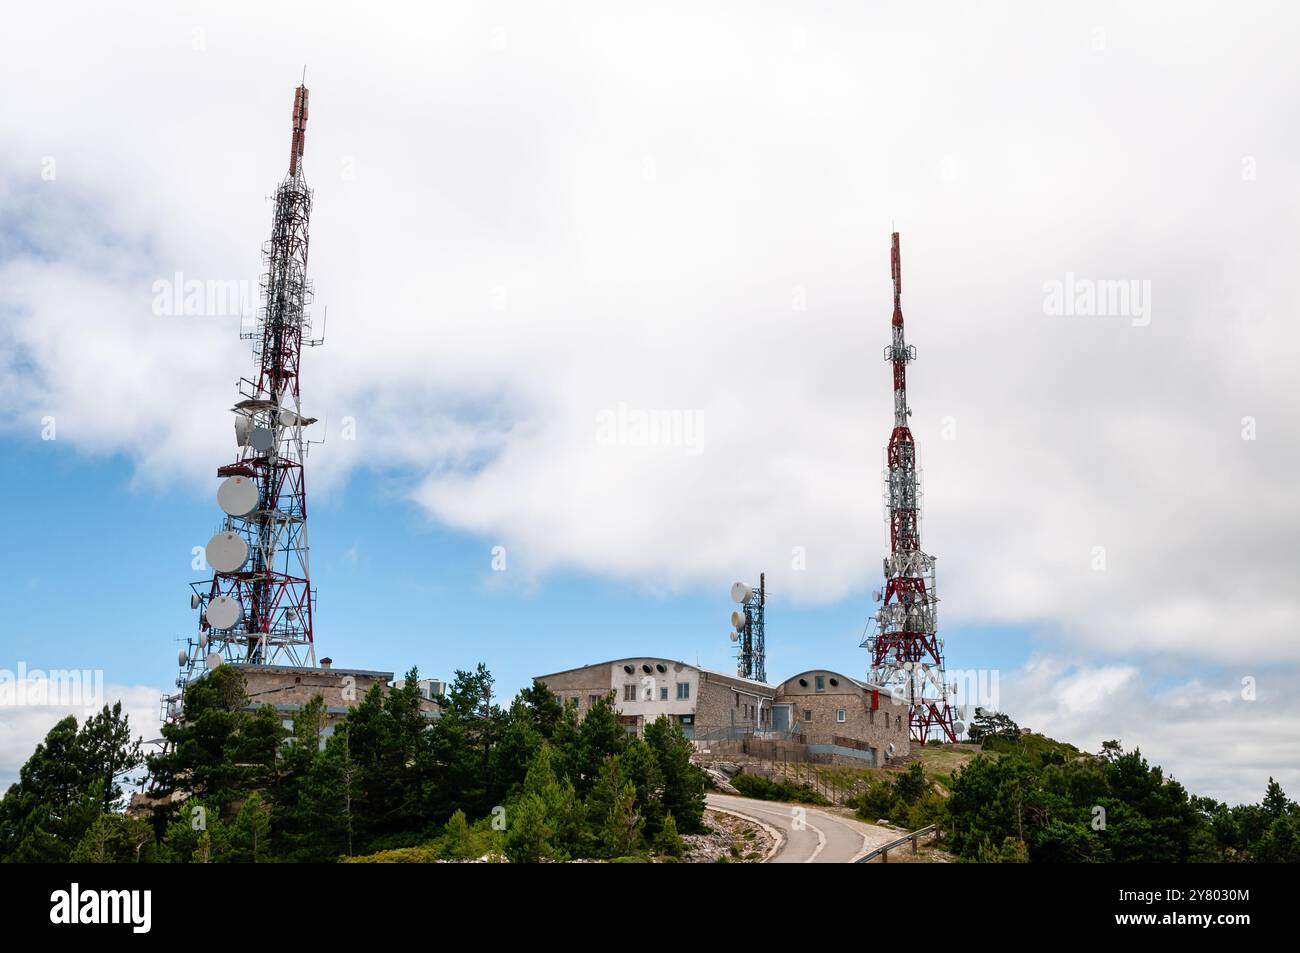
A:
[855,824,939,863]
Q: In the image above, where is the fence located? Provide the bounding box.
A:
[855,825,941,863]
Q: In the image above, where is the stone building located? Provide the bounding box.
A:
[534,658,912,765]
[772,669,911,766]
[235,657,440,740]
[535,657,776,741]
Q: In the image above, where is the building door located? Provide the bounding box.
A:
[772,704,791,733]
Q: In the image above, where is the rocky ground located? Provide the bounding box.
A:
[683,808,775,862]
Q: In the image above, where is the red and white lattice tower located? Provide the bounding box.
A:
[167,84,321,716]
[862,233,959,743]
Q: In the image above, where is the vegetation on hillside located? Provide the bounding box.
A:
[0,665,706,863]
[3,689,1295,863]
[847,708,1300,863]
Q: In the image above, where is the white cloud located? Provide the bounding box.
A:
[997,657,1300,805]
[1,7,1297,682]
[0,678,162,792]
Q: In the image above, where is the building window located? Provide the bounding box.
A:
[624,685,637,702]
[837,709,846,723]
[643,685,653,701]
[815,675,825,693]
[660,687,668,701]
[734,692,740,707]
[589,695,599,707]
[676,682,690,700]
[803,709,813,722]
[896,715,902,730]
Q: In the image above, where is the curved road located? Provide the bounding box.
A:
[708,793,898,863]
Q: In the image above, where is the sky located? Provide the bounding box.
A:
[1,0,1298,805]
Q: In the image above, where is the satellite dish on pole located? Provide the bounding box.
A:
[954,721,966,736]
[249,426,275,453]
[204,652,223,670]
[178,648,189,667]
[730,610,747,629]
[205,594,242,630]
[234,415,253,447]
[729,631,739,642]
[730,582,750,604]
[206,532,249,573]
[217,476,259,517]
[190,593,201,610]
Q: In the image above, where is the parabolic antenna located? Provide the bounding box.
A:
[729,631,739,642]
[204,652,223,670]
[730,610,747,629]
[205,532,249,573]
[178,648,189,667]
[954,721,965,736]
[730,582,750,604]
[234,415,253,447]
[249,426,275,453]
[190,593,200,609]
[217,476,259,518]
[205,594,242,630]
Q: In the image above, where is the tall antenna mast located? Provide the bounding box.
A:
[728,574,767,683]
[863,233,959,743]
[166,83,322,719]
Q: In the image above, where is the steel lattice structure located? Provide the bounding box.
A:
[732,574,767,683]
[166,85,321,720]
[861,233,958,743]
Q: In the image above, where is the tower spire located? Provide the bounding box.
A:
[289,83,308,177]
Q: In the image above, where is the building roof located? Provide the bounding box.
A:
[534,656,776,693]
[236,663,395,679]
[776,669,887,693]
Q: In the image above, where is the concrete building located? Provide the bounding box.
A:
[535,657,776,741]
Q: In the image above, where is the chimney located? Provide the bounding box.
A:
[320,657,332,670]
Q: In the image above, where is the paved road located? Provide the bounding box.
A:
[707,793,898,863]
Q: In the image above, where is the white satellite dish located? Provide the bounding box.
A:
[730,582,750,604]
[729,631,739,642]
[178,648,189,667]
[730,610,747,629]
[205,594,242,629]
[204,652,223,670]
[234,415,253,447]
[285,608,298,622]
[217,476,259,517]
[205,532,249,573]
[199,634,208,650]
[190,593,200,609]
[954,721,966,736]
[249,426,275,453]
[872,590,882,602]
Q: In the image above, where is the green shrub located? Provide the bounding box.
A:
[731,772,830,805]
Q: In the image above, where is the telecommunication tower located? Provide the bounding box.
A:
[165,84,323,721]
[861,233,961,743]
[728,574,766,682]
